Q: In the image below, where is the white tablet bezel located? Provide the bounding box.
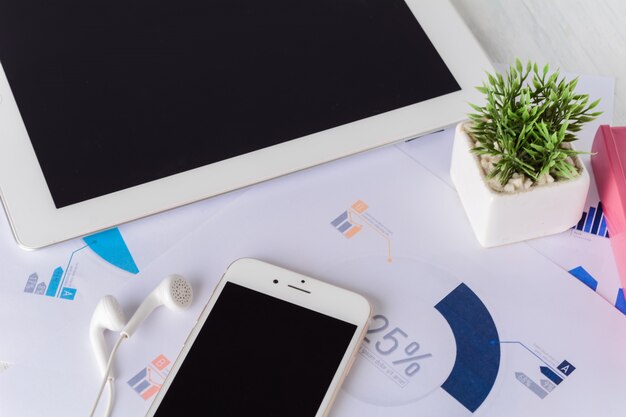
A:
[145,258,371,417]
[0,0,493,248]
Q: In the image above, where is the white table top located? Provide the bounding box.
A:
[452,0,626,125]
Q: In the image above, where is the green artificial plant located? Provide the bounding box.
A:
[468,59,602,187]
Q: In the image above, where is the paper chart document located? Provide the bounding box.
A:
[196,146,626,417]
[3,143,623,417]
[1,73,625,417]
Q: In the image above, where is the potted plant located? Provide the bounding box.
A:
[450,60,602,247]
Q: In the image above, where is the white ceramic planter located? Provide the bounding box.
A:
[450,122,590,247]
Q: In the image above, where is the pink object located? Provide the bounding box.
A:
[591,125,626,288]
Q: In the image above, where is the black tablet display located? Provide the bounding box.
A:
[0,0,459,208]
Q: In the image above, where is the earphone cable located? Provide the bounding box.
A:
[104,376,115,417]
[89,334,127,417]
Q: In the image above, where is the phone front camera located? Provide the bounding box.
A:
[301,280,305,283]
[273,279,279,284]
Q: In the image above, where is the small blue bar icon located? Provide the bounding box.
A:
[540,366,563,385]
[45,267,64,297]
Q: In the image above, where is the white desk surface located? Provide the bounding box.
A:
[452,0,626,125]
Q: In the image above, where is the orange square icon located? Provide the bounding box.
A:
[351,200,368,214]
[151,354,171,371]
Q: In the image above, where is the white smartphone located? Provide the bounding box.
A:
[145,258,371,417]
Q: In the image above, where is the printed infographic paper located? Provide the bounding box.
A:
[1,75,624,417]
[4,144,619,417]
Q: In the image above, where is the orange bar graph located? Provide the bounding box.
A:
[141,385,160,400]
[345,225,362,238]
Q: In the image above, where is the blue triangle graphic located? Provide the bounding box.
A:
[83,228,139,274]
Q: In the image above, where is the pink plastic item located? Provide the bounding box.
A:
[591,125,626,288]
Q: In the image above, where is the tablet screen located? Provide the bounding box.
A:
[0,0,459,208]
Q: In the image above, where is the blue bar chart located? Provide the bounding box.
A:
[500,340,574,399]
[331,210,363,239]
[574,202,609,237]
[23,227,138,302]
[24,266,76,300]
[127,354,171,400]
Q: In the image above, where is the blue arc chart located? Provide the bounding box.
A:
[23,227,138,301]
[325,257,501,416]
[435,284,500,412]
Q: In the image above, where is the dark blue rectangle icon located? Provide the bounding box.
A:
[616,289,626,315]
[583,207,596,233]
[576,212,587,231]
[331,211,348,227]
[337,221,352,233]
[127,367,147,387]
[557,360,575,376]
[134,379,151,394]
[540,366,563,385]
[568,266,598,291]
[591,202,604,235]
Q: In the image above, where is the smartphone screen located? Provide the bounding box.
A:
[154,281,358,416]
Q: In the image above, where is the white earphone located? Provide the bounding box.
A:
[90,295,127,378]
[121,274,193,338]
[89,275,193,417]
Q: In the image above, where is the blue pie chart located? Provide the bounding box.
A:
[83,228,139,274]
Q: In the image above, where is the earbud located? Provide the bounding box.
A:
[90,295,127,378]
[121,274,193,338]
[88,275,193,417]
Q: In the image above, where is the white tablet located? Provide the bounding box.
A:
[0,0,493,248]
